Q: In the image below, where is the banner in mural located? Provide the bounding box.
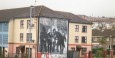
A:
[38,17,68,58]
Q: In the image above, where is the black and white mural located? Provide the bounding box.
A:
[38,17,68,58]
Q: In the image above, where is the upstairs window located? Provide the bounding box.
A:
[82,26,87,33]
[20,20,24,28]
[92,37,98,42]
[27,33,32,42]
[82,36,87,43]
[75,36,79,43]
[75,25,79,32]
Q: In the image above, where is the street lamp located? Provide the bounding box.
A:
[28,6,34,58]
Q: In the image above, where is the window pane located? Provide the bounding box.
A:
[20,33,23,41]
[20,20,24,28]
[92,37,97,42]
[3,23,8,32]
[75,36,78,43]
[75,25,79,32]
[82,26,87,32]
[82,36,87,43]
[0,23,2,32]
[27,33,32,41]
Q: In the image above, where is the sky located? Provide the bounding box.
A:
[0,0,115,17]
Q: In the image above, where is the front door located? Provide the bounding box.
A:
[26,48,32,58]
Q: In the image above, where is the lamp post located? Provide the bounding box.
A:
[110,35,112,50]
[110,35,112,58]
[28,6,34,58]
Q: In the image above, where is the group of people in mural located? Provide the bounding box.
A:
[40,26,66,54]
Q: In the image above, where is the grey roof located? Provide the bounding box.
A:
[0,5,68,22]
[0,5,92,24]
[92,29,115,37]
[56,11,92,24]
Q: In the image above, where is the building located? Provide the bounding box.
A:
[68,13,92,57]
[0,5,92,58]
[0,5,69,58]
[92,29,115,49]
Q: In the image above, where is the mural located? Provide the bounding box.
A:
[38,17,68,58]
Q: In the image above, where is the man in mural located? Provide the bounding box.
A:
[40,27,48,53]
[47,29,53,53]
[52,28,57,53]
[52,28,66,54]
[60,33,66,54]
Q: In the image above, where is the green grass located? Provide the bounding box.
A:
[93,54,115,58]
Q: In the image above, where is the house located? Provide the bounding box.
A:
[92,29,115,49]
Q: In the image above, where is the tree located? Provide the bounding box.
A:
[99,37,107,50]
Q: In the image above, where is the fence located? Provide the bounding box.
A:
[92,48,114,58]
[0,53,36,58]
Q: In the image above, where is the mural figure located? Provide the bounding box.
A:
[40,27,48,53]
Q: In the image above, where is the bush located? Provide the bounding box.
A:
[92,48,103,54]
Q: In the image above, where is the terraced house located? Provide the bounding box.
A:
[92,29,115,49]
[0,5,92,58]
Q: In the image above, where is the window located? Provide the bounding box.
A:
[81,48,87,55]
[20,20,24,28]
[27,20,30,29]
[92,37,98,42]
[82,36,87,43]
[82,26,87,32]
[75,36,79,43]
[20,33,23,41]
[75,25,79,32]
[27,33,32,42]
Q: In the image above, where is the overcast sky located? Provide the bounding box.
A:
[0,0,115,17]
